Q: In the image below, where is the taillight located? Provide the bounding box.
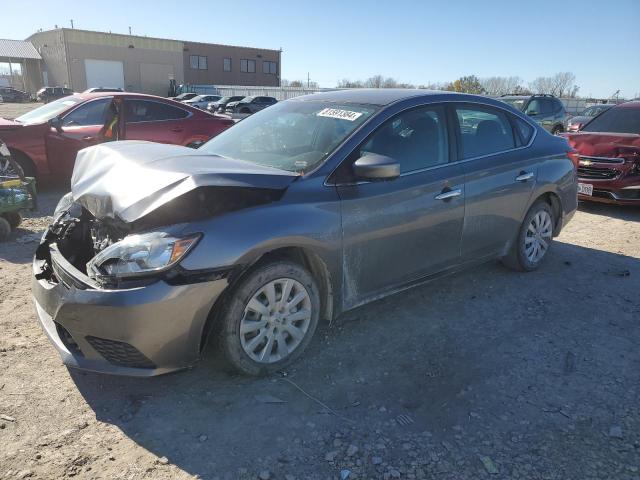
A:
[567,149,580,170]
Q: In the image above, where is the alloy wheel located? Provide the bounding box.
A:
[240,278,312,364]
[525,210,553,263]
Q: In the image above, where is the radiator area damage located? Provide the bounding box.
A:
[39,141,298,278]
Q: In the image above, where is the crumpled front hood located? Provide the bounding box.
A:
[563,132,640,157]
[71,140,298,223]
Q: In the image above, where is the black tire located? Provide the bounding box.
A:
[8,150,35,178]
[3,212,22,229]
[502,200,555,272]
[551,125,564,135]
[218,261,320,376]
[0,217,11,241]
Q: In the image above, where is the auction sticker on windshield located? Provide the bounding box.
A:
[317,108,363,121]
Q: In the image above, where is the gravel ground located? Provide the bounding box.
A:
[0,102,44,120]
[0,189,639,480]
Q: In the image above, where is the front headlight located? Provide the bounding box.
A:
[87,232,200,281]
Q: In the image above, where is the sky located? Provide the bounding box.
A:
[2,0,639,98]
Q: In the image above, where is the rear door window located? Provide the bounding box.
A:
[125,100,190,123]
[455,106,516,159]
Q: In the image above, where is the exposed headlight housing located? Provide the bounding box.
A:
[87,232,201,281]
[53,192,75,218]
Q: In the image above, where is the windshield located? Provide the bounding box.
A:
[15,96,83,124]
[581,106,640,134]
[199,100,377,173]
[239,97,254,104]
[500,98,527,111]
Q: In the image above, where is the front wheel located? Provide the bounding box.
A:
[218,261,320,376]
[502,201,555,271]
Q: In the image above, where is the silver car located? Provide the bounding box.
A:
[32,90,578,376]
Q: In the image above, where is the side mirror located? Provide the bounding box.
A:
[50,116,63,132]
[353,154,400,181]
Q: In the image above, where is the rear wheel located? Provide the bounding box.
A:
[502,201,554,272]
[551,125,564,135]
[218,261,320,376]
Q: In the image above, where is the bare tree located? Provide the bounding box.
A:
[480,76,524,96]
[529,72,579,98]
[338,76,415,89]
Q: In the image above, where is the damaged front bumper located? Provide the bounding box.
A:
[32,240,228,376]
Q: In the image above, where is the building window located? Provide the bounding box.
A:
[263,61,278,75]
[223,58,231,72]
[190,55,208,70]
[240,59,256,73]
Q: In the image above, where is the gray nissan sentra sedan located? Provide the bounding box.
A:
[32,89,578,376]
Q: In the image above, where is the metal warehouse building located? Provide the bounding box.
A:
[24,28,281,95]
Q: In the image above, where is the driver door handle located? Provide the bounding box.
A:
[434,188,462,201]
[515,171,534,182]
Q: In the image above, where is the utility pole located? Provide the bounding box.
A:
[70,19,74,29]
[307,72,310,88]
[129,26,132,35]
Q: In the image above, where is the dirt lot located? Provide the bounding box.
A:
[0,102,44,120]
[0,186,638,480]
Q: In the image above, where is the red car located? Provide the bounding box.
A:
[0,92,234,179]
[563,101,640,205]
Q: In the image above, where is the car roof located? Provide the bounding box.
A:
[291,88,460,106]
[616,101,640,109]
[76,91,177,101]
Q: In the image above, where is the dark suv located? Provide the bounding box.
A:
[499,94,570,135]
[226,96,277,115]
[0,87,30,103]
[36,86,74,103]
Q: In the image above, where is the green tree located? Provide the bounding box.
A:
[445,75,485,94]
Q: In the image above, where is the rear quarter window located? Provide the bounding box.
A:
[514,117,534,145]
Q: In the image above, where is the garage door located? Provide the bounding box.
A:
[140,63,174,97]
[84,59,125,90]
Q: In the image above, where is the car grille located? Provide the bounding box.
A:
[577,166,620,180]
[579,155,624,164]
[85,336,156,369]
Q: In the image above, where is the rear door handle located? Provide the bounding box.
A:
[434,188,462,201]
[515,171,534,182]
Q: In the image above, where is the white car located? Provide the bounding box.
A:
[183,94,221,110]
